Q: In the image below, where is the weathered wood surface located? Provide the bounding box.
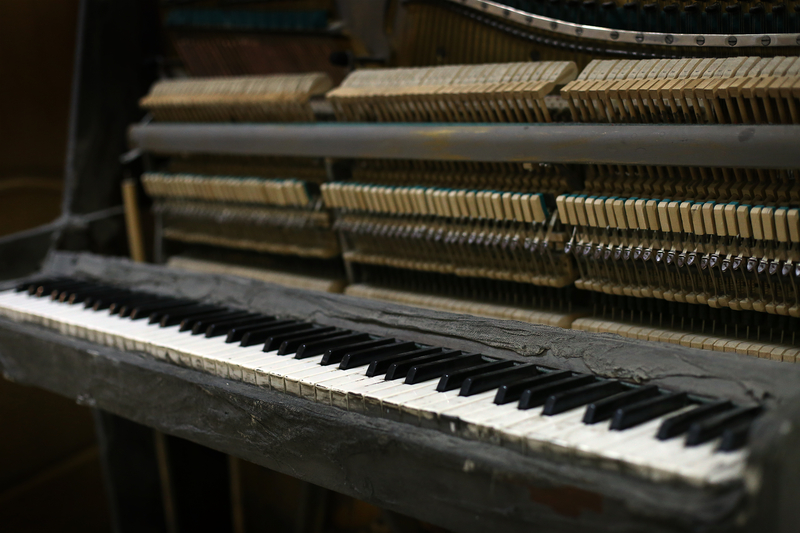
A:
[0,317,748,533]
[18,250,800,407]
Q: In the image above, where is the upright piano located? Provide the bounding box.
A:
[2,1,800,531]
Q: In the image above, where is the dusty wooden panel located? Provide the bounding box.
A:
[0,318,752,533]
[25,250,800,407]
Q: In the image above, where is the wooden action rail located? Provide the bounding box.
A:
[143,173,313,207]
[326,62,578,123]
[140,73,333,122]
[561,56,800,124]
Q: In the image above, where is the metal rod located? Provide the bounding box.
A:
[129,123,800,169]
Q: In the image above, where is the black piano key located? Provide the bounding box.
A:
[46,280,95,298]
[323,338,397,367]
[58,284,106,302]
[610,392,689,430]
[583,385,660,424]
[656,400,734,440]
[86,291,135,309]
[518,375,596,410]
[264,326,337,352]
[338,341,419,369]
[366,347,443,377]
[116,296,164,316]
[460,363,540,396]
[186,311,251,333]
[240,321,312,347]
[717,421,752,452]
[405,354,483,385]
[28,278,72,296]
[177,309,237,331]
[542,380,625,416]
[84,290,133,308]
[15,277,54,292]
[91,292,141,311]
[204,316,274,338]
[685,406,763,447]
[277,329,348,355]
[191,312,259,335]
[130,300,196,320]
[153,304,221,325]
[437,360,515,392]
[494,370,573,405]
[385,350,461,381]
[224,318,286,343]
[295,333,372,359]
[67,287,120,305]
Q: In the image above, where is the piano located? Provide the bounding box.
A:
[1,0,800,531]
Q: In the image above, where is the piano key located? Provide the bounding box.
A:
[189,311,254,334]
[610,392,689,430]
[459,363,540,396]
[85,290,136,308]
[436,360,515,392]
[205,316,275,337]
[657,400,734,440]
[717,422,752,452]
[366,347,443,377]
[39,279,93,297]
[57,284,107,302]
[494,370,573,405]
[92,293,141,311]
[405,354,484,384]
[224,318,287,343]
[14,277,59,293]
[155,304,222,326]
[685,406,763,446]
[239,321,313,346]
[264,326,338,352]
[518,375,596,410]
[321,337,397,366]
[63,286,116,304]
[118,296,170,317]
[338,341,418,369]
[129,299,196,320]
[177,309,240,331]
[542,380,625,416]
[295,332,372,359]
[583,385,660,424]
[384,350,462,380]
[276,328,346,355]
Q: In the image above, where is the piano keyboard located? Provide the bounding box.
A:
[0,277,763,488]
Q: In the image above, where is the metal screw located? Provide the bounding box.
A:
[797,35,800,45]
[503,9,510,16]
[481,2,488,9]
[665,34,674,44]
[576,27,583,35]
[525,15,532,23]
[610,31,619,40]
[695,35,705,45]
[550,21,558,30]
[761,35,771,46]
[635,33,644,43]
[727,35,738,46]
